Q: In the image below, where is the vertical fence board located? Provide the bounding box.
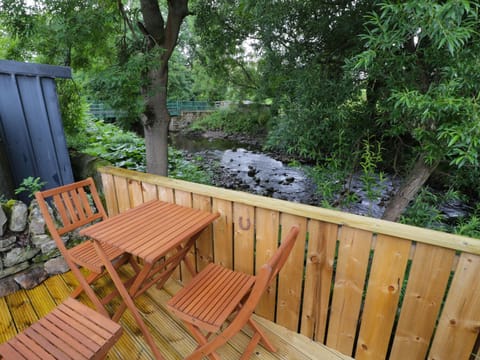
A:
[141,182,158,201]
[233,203,255,275]
[355,234,411,360]
[326,227,373,356]
[113,176,130,212]
[100,173,118,216]
[254,208,280,321]
[193,194,214,272]
[157,186,174,203]
[212,198,233,269]
[174,190,192,207]
[428,253,480,360]
[301,220,338,342]
[390,244,455,360]
[175,190,193,283]
[276,214,307,332]
[128,180,144,207]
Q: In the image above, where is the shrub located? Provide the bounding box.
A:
[191,103,271,135]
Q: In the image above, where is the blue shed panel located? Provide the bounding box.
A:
[0,60,73,196]
[0,73,38,185]
[42,77,73,186]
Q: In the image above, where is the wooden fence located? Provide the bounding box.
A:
[99,166,480,360]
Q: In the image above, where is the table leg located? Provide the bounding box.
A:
[112,262,154,322]
[93,241,165,360]
[179,232,204,279]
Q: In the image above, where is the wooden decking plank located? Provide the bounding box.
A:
[5,290,39,333]
[131,292,195,359]
[44,270,74,303]
[254,314,353,360]
[0,297,17,343]
[24,282,57,318]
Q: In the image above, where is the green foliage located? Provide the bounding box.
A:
[359,138,386,214]
[14,177,46,199]
[350,0,480,169]
[85,50,155,128]
[70,118,210,184]
[399,188,447,230]
[0,0,118,68]
[73,118,146,171]
[399,187,467,231]
[454,207,480,239]
[168,150,211,185]
[191,104,271,135]
[306,158,350,207]
[57,80,88,138]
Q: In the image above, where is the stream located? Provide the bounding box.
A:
[170,131,470,220]
[170,132,320,205]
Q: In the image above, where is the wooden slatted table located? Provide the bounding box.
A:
[80,200,219,360]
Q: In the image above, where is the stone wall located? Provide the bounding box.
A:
[169,110,213,132]
[0,200,71,297]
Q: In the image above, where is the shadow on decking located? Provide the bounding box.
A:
[0,270,350,360]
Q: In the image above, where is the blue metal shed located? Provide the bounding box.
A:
[0,60,74,198]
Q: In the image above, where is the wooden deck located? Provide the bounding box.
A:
[0,269,351,359]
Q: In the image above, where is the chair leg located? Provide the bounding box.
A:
[246,317,276,352]
[72,254,139,302]
[71,271,101,298]
[240,332,262,360]
[185,323,222,360]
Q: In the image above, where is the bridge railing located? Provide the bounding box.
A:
[88,101,215,119]
[166,100,215,116]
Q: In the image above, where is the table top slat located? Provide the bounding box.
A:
[80,200,219,264]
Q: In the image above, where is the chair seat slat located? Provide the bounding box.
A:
[13,332,56,360]
[63,297,122,335]
[22,327,71,359]
[0,298,123,360]
[30,320,90,359]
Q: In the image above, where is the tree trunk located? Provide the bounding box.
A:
[138,0,189,176]
[382,155,439,222]
[143,66,170,175]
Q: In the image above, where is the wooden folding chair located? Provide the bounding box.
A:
[35,178,140,317]
[0,297,122,359]
[167,225,300,360]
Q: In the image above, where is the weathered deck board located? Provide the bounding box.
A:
[0,271,352,360]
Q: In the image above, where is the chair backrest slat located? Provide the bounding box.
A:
[241,226,300,314]
[36,177,107,241]
[53,193,72,228]
[78,187,94,218]
[267,225,300,284]
[69,189,86,222]
[62,191,79,223]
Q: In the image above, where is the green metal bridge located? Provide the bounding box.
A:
[88,101,214,120]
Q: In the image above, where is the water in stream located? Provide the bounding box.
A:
[170,132,320,205]
[170,132,470,220]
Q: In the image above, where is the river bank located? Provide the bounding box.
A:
[170,130,472,224]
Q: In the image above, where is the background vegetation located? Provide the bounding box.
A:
[1,0,480,236]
